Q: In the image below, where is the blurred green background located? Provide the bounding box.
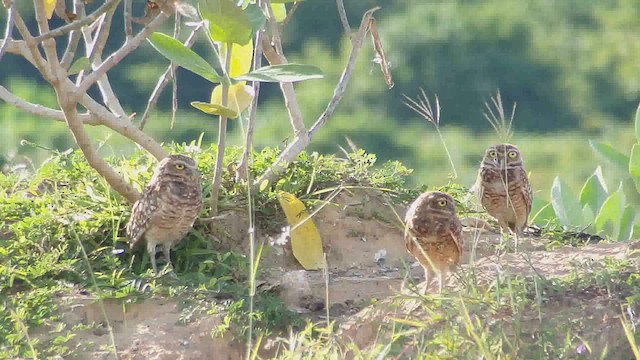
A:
[1,0,639,199]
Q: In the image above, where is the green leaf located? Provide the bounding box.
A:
[618,205,635,241]
[191,101,238,118]
[589,140,630,171]
[630,144,640,192]
[245,3,267,33]
[68,57,91,75]
[148,32,221,83]
[529,197,556,226]
[199,0,253,45]
[550,176,584,228]
[594,184,625,239]
[582,204,595,227]
[635,102,640,142]
[235,64,324,82]
[579,166,609,215]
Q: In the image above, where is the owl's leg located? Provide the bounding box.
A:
[147,242,158,274]
[438,271,445,293]
[163,243,174,272]
[421,268,432,295]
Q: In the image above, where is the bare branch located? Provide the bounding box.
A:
[280,2,299,30]
[13,13,54,81]
[0,85,100,125]
[58,99,141,203]
[2,39,36,65]
[124,0,133,39]
[0,0,16,62]
[139,23,203,130]
[60,0,86,69]
[336,0,352,41]
[264,0,306,135]
[77,13,169,97]
[33,0,121,43]
[236,30,264,181]
[258,7,381,184]
[170,12,181,129]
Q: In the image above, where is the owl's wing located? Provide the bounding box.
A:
[519,168,533,223]
[125,185,159,249]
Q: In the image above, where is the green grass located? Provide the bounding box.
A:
[1,142,640,359]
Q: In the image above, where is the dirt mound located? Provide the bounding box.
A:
[47,190,638,358]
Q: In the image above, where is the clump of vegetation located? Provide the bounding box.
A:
[0,143,418,358]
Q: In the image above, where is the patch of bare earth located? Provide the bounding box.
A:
[50,190,639,358]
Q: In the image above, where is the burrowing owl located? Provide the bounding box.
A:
[404,191,464,293]
[126,154,202,273]
[474,143,532,251]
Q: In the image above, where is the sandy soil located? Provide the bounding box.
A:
[47,190,638,359]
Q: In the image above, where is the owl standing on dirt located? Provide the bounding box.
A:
[126,154,202,273]
[404,191,464,293]
[473,143,532,251]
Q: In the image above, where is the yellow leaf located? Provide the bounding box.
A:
[272,4,287,22]
[210,82,254,117]
[43,0,56,19]
[190,101,238,118]
[221,40,253,78]
[277,191,324,270]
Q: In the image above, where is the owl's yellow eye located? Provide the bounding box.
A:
[489,151,497,157]
[508,151,517,159]
[438,200,447,207]
[175,164,185,170]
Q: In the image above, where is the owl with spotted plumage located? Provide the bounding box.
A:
[404,191,464,293]
[473,143,532,251]
[126,154,202,273]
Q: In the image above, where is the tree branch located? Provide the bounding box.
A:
[264,0,306,135]
[13,12,54,82]
[336,0,352,41]
[124,0,133,39]
[236,29,264,181]
[139,23,202,130]
[257,7,380,184]
[0,85,100,125]
[77,13,169,97]
[32,0,121,43]
[0,0,16,62]
[58,92,141,203]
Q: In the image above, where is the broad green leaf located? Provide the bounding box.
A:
[235,64,323,82]
[589,140,630,171]
[222,40,253,78]
[148,32,221,83]
[594,185,625,239]
[245,3,267,33]
[199,0,253,45]
[209,83,254,118]
[277,191,324,270]
[272,4,287,22]
[68,57,91,75]
[630,144,640,192]
[43,0,56,19]
[579,166,609,215]
[635,102,640,142]
[529,197,556,226]
[191,101,238,118]
[582,204,595,227]
[550,176,584,228]
[618,205,635,241]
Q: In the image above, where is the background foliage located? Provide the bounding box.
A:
[1,0,639,196]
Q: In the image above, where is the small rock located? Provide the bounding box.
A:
[279,270,312,310]
[374,249,387,266]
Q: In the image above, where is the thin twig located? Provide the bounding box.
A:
[210,43,234,215]
[124,0,133,40]
[170,12,181,129]
[336,0,352,41]
[77,13,168,97]
[139,23,202,130]
[0,0,16,62]
[13,12,54,81]
[257,7,381,184]
[33,0,121,43]
[264,0,306,134]
[280,2,299,30]
[32,0,61,75]
[236,29,264,181]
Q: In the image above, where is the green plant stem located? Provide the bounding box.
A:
[435,127,458,179]
[209,42,233,215]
